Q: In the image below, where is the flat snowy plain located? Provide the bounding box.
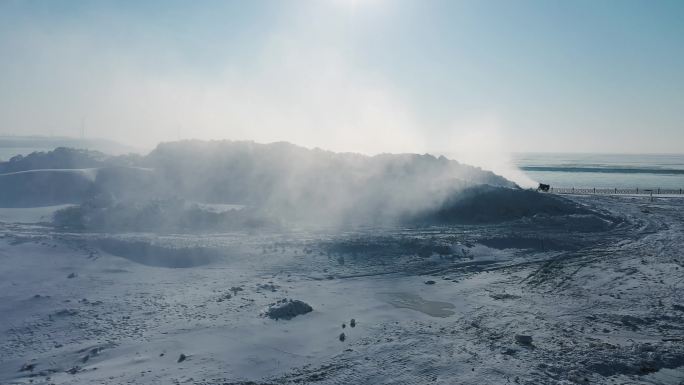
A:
[1,195,683,385]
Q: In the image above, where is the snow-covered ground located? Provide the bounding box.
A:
[1,195,683,385]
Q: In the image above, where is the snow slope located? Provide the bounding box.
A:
[1,194,683,384]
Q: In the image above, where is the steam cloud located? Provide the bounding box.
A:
[0,2,532,187]
[0,142,591,232]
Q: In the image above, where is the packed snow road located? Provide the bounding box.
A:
[0,195,683,384]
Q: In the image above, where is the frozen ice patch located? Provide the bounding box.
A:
[380,292,455,317]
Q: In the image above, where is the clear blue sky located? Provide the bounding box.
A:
[1,0,682,154]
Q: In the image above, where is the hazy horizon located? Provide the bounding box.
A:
[4,135,684,158]
[1,0,683,158]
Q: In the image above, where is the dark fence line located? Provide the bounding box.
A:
[550,187,684,195]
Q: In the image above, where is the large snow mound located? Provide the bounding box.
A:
[1,142,514,216]
[0,141,612,230]
[138,140,518,224]
[411,185,605,225]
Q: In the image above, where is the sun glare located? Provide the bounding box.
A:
[330,0,375,10]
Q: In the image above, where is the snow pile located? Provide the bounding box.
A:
[0,147,107,173]
[410,184,604,224]
[262,299,313,320]
[141,140,517,225]
[1,142,613,230]
[0,148,146,207]
[0,169,94,207]
[2,143,517,224]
